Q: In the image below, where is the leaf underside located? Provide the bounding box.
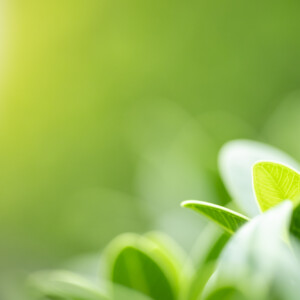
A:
[253,162,300,212]
[181,200,249,234]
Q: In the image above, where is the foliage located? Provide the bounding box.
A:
[28,140,300,300]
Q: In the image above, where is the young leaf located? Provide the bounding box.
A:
[253,162,300,212]
[204,201,300,300]
[181,200,249,234]
[105,233,177,300]
[28,270,108,300]
[219,140,300,217]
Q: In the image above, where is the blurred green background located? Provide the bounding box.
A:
[2,0,300,298]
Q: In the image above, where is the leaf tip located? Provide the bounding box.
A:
[180,200,194,208]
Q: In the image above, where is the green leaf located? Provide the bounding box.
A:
[203,201,300,300]
[219,140,300,217]
[185,225,229,300]
[112,285,153,300]
[289,204,300,240]
[205,286,250,300]
[28,271,108,300]
[105,233,177,300]
[181,200,249,234]
[253,162,300,212]
[143,231,190,297]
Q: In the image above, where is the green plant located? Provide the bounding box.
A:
[28,140,300,300]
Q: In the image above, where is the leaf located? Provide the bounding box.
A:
[105,233,177,300]
[112,284,153,300]
[205,286,249,300]
[219,140,300,217]
[203,201,300,300]
[184,225,229,300]
[143,231,190,297]
[28,270,108,300]
[181,200,249,234]
[289,203,300,240]
[253,162,300,212]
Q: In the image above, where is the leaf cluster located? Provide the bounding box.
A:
[28,140,300,300]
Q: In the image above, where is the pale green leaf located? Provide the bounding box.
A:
[181,200,249,234]
[204,201,300,300]
[28,270,108,300]
[219,140,300,217]
[253,162,300,212]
